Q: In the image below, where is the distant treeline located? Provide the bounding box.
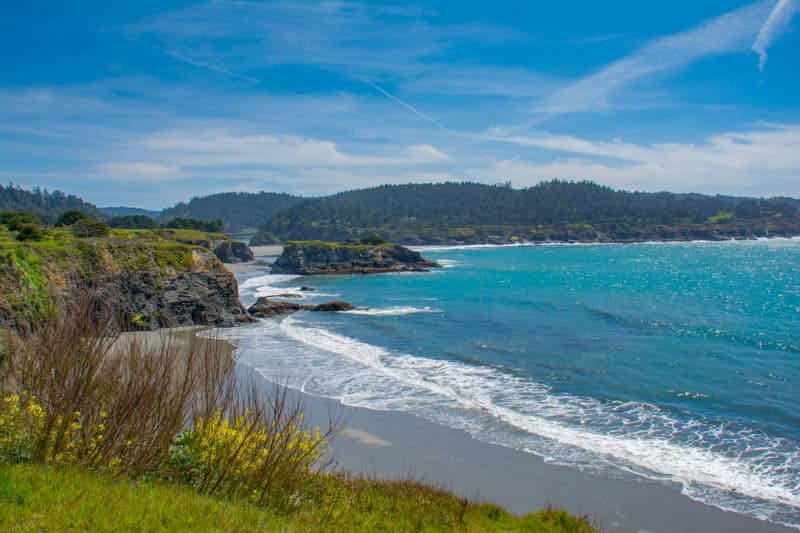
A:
[0,184,102,224]
[157,192,301,233]
[251,181,800,244]
[4,181,799,245]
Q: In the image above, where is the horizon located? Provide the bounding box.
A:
[1,1,798,209]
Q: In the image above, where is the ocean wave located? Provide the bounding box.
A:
[239,274,299,290]
[230,317,800,527]
[344,306,440,316]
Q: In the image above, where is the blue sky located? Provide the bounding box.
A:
[1,1,798,209]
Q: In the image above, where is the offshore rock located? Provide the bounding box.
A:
[247,297,355,318]
[271,239,439,275]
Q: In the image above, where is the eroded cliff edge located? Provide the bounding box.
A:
[0,228,251,331]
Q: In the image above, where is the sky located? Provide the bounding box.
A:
[0,1,798,209]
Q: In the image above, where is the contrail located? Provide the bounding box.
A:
[753,0,798,72]
[166,51,391,126]
[363,80,454,135]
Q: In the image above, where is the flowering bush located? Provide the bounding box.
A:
[170,409,328,507]
[0,392,117,468]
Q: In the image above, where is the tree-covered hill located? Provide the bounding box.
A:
[0,184,102,224]
[252,181,800,245]
[159,191,302,233]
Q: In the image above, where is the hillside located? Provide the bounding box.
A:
[251,181,800,245]
[159,191,302,233]
[0,184,103,224]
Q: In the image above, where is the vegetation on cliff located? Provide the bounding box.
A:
[0,226,249,331]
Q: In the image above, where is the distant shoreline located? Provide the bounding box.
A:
[410,234,800,252]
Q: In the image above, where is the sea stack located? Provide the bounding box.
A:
[270,237,439,275]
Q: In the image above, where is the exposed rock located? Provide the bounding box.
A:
[271,240,439,275]
[247,297,355,317]
[248,298,308,318]
[169,233,255,264]
[0,239,252,331]
[311,301,355,312]
[299,286,316,292]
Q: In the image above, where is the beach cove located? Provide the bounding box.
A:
[209,240,800,532]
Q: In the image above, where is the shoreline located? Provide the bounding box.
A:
[236,358,795,533]
[410,234,800,252]
[213,248,797,532]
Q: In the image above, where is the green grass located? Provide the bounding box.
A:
[285,240,393,251]
[0,464,281,532]
[708,212,735,223]
[0,464,594,532]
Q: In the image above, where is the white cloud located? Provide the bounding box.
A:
[753,0,799,71]
[482,125,800,196]
[137,130,451,167]
[95,162,182,182]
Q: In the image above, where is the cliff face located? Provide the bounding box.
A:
[162,229,254,263]
[271,240,439,275]
[0,231,251,331]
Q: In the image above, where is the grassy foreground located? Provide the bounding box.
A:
[0,464,593,532]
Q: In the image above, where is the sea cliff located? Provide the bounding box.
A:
[270,238,439,275]
[0,228,250,331]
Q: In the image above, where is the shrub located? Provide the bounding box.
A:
[163,217,224,233]
[108,215,159,229]
[55,209,88,227]
[71,219,110,238]
[14,223,47,242]
[0,292,337,495]
[169,391,330,509]
[0,211,42,231]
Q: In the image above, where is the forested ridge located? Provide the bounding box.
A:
[0,184,102,224]
[4,181,798,245]
[251,181,800,245]
[159,191,301,233]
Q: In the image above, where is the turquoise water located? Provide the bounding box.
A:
[229,239,800,528]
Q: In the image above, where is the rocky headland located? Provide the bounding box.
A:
[270,237,439,275]
[0,228,251,331]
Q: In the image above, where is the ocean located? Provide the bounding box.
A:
[223,239,800,529]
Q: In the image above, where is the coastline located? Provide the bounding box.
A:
[125,323,794,532]
[217,252,797,532]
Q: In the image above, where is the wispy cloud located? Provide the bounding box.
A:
[541,1,778,116]
[753,0,799,72]
[363,81,453,135]
[138,130,451,168]
[482,124,800,196]
[130,1,516,78]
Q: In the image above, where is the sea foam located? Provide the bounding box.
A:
[219,316,800,528]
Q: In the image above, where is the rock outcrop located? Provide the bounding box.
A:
[271,239,439,275]
[0,236,252,331]
[168,233,254,263]
[247,297,355,318]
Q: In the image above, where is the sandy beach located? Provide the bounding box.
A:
[198,255,797,531]
[129,319,792,533]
